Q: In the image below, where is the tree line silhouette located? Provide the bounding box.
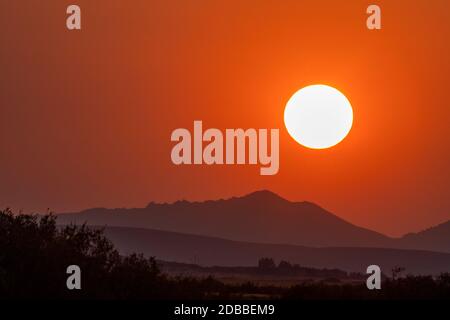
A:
[0,209,216,299]
[1,209,449,299]
[257,257,354,279]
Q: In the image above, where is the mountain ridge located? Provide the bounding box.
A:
[56,190,449,253]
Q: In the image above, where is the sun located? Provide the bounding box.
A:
[284,84,353,149]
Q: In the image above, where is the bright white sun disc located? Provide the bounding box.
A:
[284,85,353,149]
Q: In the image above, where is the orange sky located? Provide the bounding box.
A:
[1,0,449,236]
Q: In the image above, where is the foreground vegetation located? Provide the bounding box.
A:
[0,209,449,299]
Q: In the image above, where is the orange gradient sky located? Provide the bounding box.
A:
[1,0,449,236]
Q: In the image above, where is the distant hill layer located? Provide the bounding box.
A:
[398,220,450,253]
[99,226,450,275]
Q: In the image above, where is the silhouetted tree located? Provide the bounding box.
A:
[0,209,203,299]
[391,266,406,280]
[258,257,276,270]
[278,260,292,269]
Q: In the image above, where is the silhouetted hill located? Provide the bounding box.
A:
[399,220,450,253]
[57,190,394,248]
[99,225,450,275]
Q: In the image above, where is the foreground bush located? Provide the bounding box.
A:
[0,209,212,299]
[1,209,449,299]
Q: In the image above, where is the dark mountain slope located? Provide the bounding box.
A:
[57,190,393,248]
[399,220,450,253]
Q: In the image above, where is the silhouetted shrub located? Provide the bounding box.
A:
[0,209,204,299]
[258,257,276,270]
